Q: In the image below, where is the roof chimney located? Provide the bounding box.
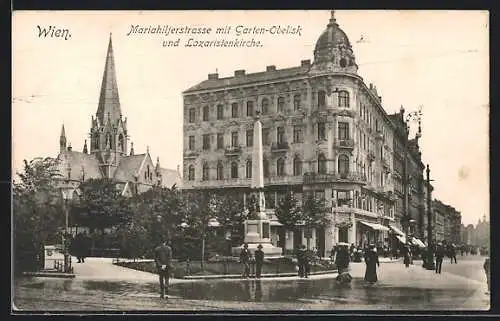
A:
[234,69,245,77]
[266,65,276,72]
[208,73,219,80]
[301,60,311,67]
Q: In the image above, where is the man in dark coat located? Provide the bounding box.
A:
[240,243,252,278]
[296,245,304,278]
[154,239,173,299]
[302,246,311,278]
[449,244,457,264]
[435,242,445,274]
[484,257,490,294]
[335,245,350,274]
[254,244,264,278]
[364,244,380,284]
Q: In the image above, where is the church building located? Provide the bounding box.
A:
[56,34,181,196]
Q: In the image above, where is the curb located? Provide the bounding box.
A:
[22,271,76,278]
[182,270,337,280]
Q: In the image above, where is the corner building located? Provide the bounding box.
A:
[182,12,399,256]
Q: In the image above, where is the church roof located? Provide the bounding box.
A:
[113,154,146,182]
[183,65,310,93]
[96,34,122,125]
[56,150,102,181]
[160,168,182,189]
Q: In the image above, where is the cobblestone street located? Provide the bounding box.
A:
[13,255,489,311]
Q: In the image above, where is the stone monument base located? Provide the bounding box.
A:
[231,243,283,258]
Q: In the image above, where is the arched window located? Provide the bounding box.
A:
[339,91,350,107]
[118,134,125,152]
[188,165,195,181]
[338,154,350,176]
[318,90,326,109]
[202,163,209,181]
[231,161,239,179]
[318,153,327,174]
[261,98,269,115]
[246,160,252,178]
[106,133,112,148]
[293,156,302,176]
[277,96,285,113]
[277,158,285,176]
[92,135,99,149]
[217,161,224,180]
[263,159,269,178]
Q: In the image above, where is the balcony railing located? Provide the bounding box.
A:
[183,150,199,159]
[303,171,367,184]
[271,142,290,152]
[334,138,355,149]
[225,146,242,156]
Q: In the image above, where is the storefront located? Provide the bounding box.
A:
[357,221,390,247]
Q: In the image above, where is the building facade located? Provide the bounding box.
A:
[56,35,181,197]
[181,12,419,256]
[432,199,461,244]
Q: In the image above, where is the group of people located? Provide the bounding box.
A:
[329,243,381,284]
[239,243,265,278]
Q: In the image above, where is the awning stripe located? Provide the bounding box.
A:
[389,225,405,236]
[358,221,390,231]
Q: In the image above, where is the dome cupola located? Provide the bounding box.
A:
[312,11,358,74]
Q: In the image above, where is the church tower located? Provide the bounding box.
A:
[89,34,129,178]
[59,124,67,153]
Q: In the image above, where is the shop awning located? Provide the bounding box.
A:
[412,237,426,248]
[270,221,283,226]
[396,235,407,244]
[389,225,405,236]
[358,221,390,231]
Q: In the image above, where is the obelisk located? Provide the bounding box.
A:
[232,112,283,257]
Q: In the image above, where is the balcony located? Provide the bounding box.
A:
[271,141,290,152]
[190,178,251,189]
[225,146,242,156]
[183,150,199,159]
[368,151,376,162]
[303,171,367,185]
[334,138,355,149]
[265,175,303,186]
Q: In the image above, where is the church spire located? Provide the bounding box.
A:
[83,139,88,154]
[96,33,121,126]
[60,124,67,153]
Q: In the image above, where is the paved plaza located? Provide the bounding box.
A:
[13,255,489,311]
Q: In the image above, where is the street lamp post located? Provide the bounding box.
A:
[61,187,74,273]
[425,164,436,270]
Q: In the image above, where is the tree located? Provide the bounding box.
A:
[13,157,64,272]
[212,190,246,249]
[275,191,303,252]
[302,195,330,250]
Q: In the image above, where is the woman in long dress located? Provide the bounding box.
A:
[364,244,380,284]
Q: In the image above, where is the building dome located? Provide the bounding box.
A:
[312,11,358,73]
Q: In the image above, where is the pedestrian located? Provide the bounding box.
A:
[303,245,311,278]
[254,244,264,278]
[239,243,252,278]
[330,245,337,263]
[483,257,490,294]
[364,244,380,284]
[295,245,304,277]
[435,242,445,274]
[450,244,457,264]
[403,245,411,268]
[154,239,173,299]
[335,244,349,274]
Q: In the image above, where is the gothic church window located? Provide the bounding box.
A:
[118,134,125,152]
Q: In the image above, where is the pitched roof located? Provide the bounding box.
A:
[183,65,310,93]
[113,154,146,183]
[160,168,182,189]
[56,151,102,181]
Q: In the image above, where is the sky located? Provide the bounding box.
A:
[12,10,489,225]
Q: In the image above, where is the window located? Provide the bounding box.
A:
[203,106,209,121]
[202,134,210,150]
[231,103,238,118]
[202,163,209,181]
[263,159,269,178]
[339,58,347,68]
[277,96,285,113]
[246,160,252,178]
[231,131,239,147]
[337,190,350,206]
[315,190,325,201]
[247,101,254,117]
[338,154,349,176]
[188,165,195,181]
[339,91,349,107]
[231,161,239,179]
[118,134,125,152]
[267,192,276,209]
[318,122,326,140]
[293,125,303,143]
[318,153,327,174]
[277,126,285,144]
[293,156,302,176]
[217,161,224,180]
[246,130,253,147]
[188,108,195,123]
[217,104,224,120]
[188,136,195,151]
[262,128,269,145]
[217,133,224,149]
[277,158,285,176]
[293,94,301,111]
[338,122,349,140]
[318,90,326,108]
[261,98,269,115]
